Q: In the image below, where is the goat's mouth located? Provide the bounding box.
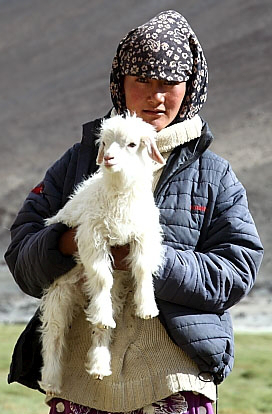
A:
[104,160,117,168]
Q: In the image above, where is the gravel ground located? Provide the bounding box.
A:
[1,254,271,332]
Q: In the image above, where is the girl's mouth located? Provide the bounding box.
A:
[143,109,165,116]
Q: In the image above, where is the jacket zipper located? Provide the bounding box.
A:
[154,143,201,205]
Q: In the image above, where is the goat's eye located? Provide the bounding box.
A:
[128,142,136,148]
[102,141,105,146]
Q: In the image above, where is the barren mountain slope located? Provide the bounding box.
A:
[0,0,271,325]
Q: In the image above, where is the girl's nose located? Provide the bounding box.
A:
[149,90,165,104]
[148,82,166,103]
[153,92,165,103]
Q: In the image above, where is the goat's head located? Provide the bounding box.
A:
[96,113,164,174]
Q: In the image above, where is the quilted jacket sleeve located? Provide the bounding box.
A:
[154,164,264,313]
[4,146,79,299]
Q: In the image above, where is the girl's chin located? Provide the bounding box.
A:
[145,118,170,132]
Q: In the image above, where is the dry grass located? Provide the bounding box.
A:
[1,324,272,414]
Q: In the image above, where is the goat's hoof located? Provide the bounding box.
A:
[86,315,116,329]
[46,390,56,397]
[93,374,104,380]
[86,361,112,380]
[39,380,61,396]
[135,306,159,320]
[86,367,112,380]
[96,323,110,330]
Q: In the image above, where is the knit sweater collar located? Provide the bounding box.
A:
[155,115,202,154]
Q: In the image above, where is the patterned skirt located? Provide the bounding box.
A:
[49,391,214,414]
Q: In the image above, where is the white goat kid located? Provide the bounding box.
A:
[39,113,165,395]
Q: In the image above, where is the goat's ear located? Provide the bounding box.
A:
[141,137,165,165]
[96,143,104,165]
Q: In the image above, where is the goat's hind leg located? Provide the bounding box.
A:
[85,325,112,380]
[39,277,79,395]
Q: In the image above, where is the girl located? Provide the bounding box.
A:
[5,10,263,414]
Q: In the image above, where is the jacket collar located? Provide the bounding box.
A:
[154,120,214,200]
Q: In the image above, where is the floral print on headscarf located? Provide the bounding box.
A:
[110,10,208,122]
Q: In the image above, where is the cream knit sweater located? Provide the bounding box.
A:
[46,115,216,411]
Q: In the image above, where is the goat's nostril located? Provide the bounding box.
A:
[104,155,114,161]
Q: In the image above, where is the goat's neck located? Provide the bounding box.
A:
[104,169,152,194]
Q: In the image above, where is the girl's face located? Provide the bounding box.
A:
[123,75,186,131]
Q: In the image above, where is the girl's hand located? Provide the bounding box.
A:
[58,229,130,271]
[58,228,78,256]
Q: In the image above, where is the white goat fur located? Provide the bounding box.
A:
[39,113,165,395]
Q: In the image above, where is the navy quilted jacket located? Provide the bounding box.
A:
[5,116,263,390]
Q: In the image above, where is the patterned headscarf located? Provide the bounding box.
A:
[110,10,208,123]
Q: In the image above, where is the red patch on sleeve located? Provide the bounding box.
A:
[191,205,206,212]
[31,183,44,194]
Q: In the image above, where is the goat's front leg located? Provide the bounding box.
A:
[45,189,86,228]
[85,325,112,379]
[82,255,116,329]
[130,242,159,320]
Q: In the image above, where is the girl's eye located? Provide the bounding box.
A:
[128,142,137,148]
[164,80,179,86]
[136,77,148,83]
